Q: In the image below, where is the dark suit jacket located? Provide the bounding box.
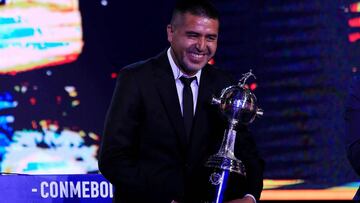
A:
[345,75,360,200]
[99,51,264,203]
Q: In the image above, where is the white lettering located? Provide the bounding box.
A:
[69,181,81,198]
[49,181,58,198]
[59,181,68,198]
[39,180,114,199]
[109,182,114,198]
[90,181,99,197]
[82,181,90,198]
[99,181,108,197]
[40,181,49,198]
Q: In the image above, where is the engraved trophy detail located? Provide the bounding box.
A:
[204,70,263,203]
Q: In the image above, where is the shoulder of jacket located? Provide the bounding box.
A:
[118,55,160,76]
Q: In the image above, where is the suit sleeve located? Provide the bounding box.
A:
[345,76,360,176]
[98,68,148,197]
[237,125,264,200]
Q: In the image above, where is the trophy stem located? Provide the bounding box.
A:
[216,119,238,160]
[205,119,245,175]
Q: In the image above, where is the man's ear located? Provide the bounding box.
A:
[167,24,173,43]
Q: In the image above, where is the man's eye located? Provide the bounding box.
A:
[208,37,216,41]
[187,34,198,38]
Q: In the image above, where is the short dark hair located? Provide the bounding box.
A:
[170,0,219,24]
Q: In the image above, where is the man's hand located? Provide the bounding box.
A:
[225,195,256,203]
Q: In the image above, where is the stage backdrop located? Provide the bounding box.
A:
[0,0,359,200]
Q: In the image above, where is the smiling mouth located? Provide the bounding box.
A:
[188,52,207,61]
[192,53,205,58]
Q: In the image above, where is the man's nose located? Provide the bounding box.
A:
[195,38,206,51]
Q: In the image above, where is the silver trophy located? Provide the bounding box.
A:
[204,70,263,203]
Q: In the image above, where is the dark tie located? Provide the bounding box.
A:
[180,76,196,139]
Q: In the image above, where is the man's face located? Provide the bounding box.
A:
[167,12,219,76]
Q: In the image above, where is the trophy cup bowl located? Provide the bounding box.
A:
[204,70,263,203]
[215,85,261,124]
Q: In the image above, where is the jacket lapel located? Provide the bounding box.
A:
[152,53,219,163]
[189,65,217,162]
[152,52,188,150]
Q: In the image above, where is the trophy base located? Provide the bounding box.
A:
[204,155,246,176]
[202,167,247,203]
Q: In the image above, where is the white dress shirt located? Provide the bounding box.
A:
[167,48,202,115]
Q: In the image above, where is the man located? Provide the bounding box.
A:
[99,1,264,202]
[345,74,360,200]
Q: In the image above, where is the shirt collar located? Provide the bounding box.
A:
[167,47,201,84]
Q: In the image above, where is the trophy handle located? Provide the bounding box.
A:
[256,108,264,116]
[211,96,221,105]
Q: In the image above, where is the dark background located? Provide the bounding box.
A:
[0,0,359,189]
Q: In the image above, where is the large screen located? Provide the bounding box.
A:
[0,0,98,174]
